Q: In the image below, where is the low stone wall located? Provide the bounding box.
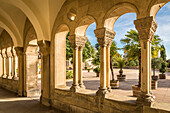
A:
[0,77,18,93]
[52,88,170,113]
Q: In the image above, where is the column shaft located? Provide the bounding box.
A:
[141,41,150,94]
[78,48,84,88]
[106,46,111,91]
[100,46,107,89]
[71,48,79,90]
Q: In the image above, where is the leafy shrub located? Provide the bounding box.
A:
[159,61,167,74]
[69,67,72,70]
[66,70,73,79]
[93,67,100,73]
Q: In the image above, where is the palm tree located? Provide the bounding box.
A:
[121,30,141,87]
[121,29,162,87]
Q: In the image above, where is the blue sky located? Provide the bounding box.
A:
[86,2,170,59]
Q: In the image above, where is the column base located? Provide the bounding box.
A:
[18,90,24,96]
[96,88,108,97]
[41,96,51,107]
[107,86,112,92]
[70,84,80,92]
[79,83,86,89]
[2,74,8,79]
[8,75,13,79]
[12,76,19,80]
[136,92,155,106]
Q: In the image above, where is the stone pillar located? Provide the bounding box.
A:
[38,40,51,106]
[2,49,7,78]
[68,35,87,91]
[0,50,3,77]
[7,47,13,79]
[106,41,114,92]
[12,48,18,80]
[78,39,87,88]
[94,28,115,96]
[134,16,157,106]
[15,47,24,96]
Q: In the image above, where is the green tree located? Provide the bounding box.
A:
[92,43,100,66]
[160,45,166,61]
[83,39,95,62]
[66,32,73,60]
[151,35,162,58]
[159,45,167,75]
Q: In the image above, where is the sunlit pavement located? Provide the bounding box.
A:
[67,69,170,104]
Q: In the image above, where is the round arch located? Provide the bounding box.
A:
[0,21,20,47]
[149,0,170,18]
[75,15,97,36]
[0,0,45,41]
[104,2,139,30]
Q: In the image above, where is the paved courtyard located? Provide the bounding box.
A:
[67,69,170,104]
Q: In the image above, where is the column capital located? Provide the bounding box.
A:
[2,49,7,58]
[68,35,87,49]
[134,16,157,43]
[15,47,24,56]
[38,40,50,55]
[7,47,13,57]
[94,28,115,47]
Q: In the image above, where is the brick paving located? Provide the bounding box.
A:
[67,69,170,104]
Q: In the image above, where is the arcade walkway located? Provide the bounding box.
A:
[0,88,64,113]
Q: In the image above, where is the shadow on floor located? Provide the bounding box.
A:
[0,88,65,113]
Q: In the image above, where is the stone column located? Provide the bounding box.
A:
[134,16,157,106]
[78,38,87,88]
[12,48,18,80]
[2,49,7,78]
[94,28,115,96]
[15,47,24,96]
[38,40,51,106]
[106,40,114,92]
[0,50,3,77]
[7,47,13,79]
[68,35,87,91]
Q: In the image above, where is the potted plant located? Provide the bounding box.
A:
[151,58,162,89]
[117,57,126,81]
[93,67,100,77]
[87,68,91,72]
[151,58,162,81]
[159,61,167,79]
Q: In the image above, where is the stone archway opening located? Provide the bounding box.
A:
[54,24,69,88]
[104,5,138,97]
[24,39,41,97]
